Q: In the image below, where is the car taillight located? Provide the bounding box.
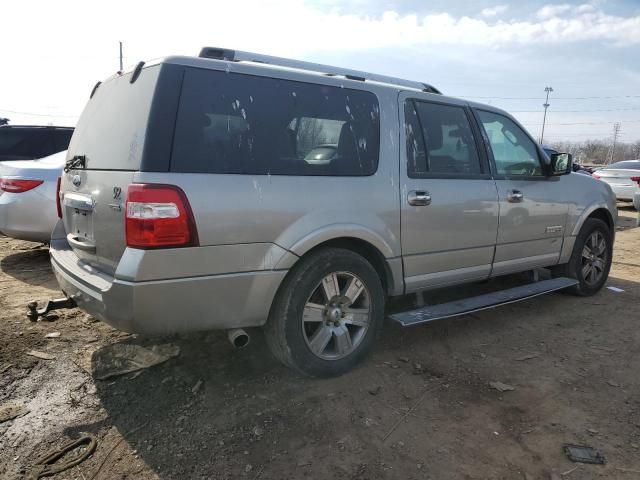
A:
[630,176,640,185]
[125,184,198,249]
[0,178,44,193]
[56,177,62,218]
[591,173,600,179]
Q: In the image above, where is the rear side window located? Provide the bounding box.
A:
[171,68,380,176]
[405,100,482,177]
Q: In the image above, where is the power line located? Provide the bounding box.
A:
[458,95,640,100]
[522,120,640,126]
[0,109,77,118]
[512,108,640,113]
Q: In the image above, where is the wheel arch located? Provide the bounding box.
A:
[572,205,615,237]
[281,229,402,296]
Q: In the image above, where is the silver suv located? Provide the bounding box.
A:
[50,48,617,377]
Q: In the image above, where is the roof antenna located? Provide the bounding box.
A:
[119,41,124,74]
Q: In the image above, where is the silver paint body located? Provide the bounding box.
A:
[50,56,617,334]
[0,151,65,243]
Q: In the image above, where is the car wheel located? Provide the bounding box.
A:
[264,247,385,377]
[563,218,613,296]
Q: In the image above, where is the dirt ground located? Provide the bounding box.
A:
[1,206,639,480]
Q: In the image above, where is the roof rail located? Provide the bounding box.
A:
[198,47,441,95]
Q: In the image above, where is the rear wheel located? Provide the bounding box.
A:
[264,248,385,377]
[562,218,613,296]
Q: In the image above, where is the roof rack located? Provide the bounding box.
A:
[198,47,441,95]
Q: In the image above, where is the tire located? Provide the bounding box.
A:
[264,247,385,377]
[561,218,613,296]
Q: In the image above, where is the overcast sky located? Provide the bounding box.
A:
[1,0,639,144]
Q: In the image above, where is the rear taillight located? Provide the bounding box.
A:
[56,177,62,218]
[630,176,640,185]
[0,178,44,193]
[592,173,600,180]
[125,184,198,249]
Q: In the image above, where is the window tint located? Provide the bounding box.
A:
[0,128,71,160]
[476,110,542,176]
[53,129,73,153]
[405,101,481,176]
[171,68,380,176]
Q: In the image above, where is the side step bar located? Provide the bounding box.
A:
[390,277,578,327]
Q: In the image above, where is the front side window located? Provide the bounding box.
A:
[171,69,380,176]
[405,100,482,176]
[476,110,542,176]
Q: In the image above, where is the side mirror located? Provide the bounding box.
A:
[549,152,572,176]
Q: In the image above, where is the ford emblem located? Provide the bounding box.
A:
[72,175,81,187]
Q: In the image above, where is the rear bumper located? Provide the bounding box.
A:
[0,187,57,243]
[50,237,288,335]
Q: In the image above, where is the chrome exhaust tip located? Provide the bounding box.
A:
[227,328,250,348]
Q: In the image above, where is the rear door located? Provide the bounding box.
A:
[473,109,569,276]
[61,65,165,274]
[400,94,499,291]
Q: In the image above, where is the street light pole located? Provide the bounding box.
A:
[540,86,553,144]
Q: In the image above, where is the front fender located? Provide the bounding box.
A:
[570,201,617,237]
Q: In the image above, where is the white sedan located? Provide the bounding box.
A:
[0,151,65,243]
[593,160,640,203]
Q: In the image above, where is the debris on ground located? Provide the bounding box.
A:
[516,353,541,361]
[27,435,97,479]
[45,332,61,338]
[563,444,606,464]
[0,402,30,423]
[368,385,382,395]
[606,286,625,293]
[398,356,410,363]
[192,379,203,394]
[606,380,621,388]
[90,343,180,380]
[25,350,55,360]
[489,381,515,392]
[413,363,424,374]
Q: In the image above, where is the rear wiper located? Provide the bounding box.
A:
[64,155,86,172]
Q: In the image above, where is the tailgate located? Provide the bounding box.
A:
[60,64,163,275]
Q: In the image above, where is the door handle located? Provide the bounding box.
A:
[507,190,524,203]
[408,190,431,206]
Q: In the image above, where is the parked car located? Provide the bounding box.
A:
[592,160,640,202]
[0,125,73,161]
[0,151,66,242]
[50,48,617,377]
[633,191,640,211]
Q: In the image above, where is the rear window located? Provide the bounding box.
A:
[68,65,160,170]
[0,128,72,160]
[606,160,640,170]
[171,68,380,176]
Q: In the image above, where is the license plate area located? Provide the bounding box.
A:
[70,209,94,242]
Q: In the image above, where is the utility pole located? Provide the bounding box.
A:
[540,86,553,144]
[607,122,621,164]
[119,41,123,72]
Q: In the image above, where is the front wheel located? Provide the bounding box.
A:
[562,218,613,296]
[264,248,385,377]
